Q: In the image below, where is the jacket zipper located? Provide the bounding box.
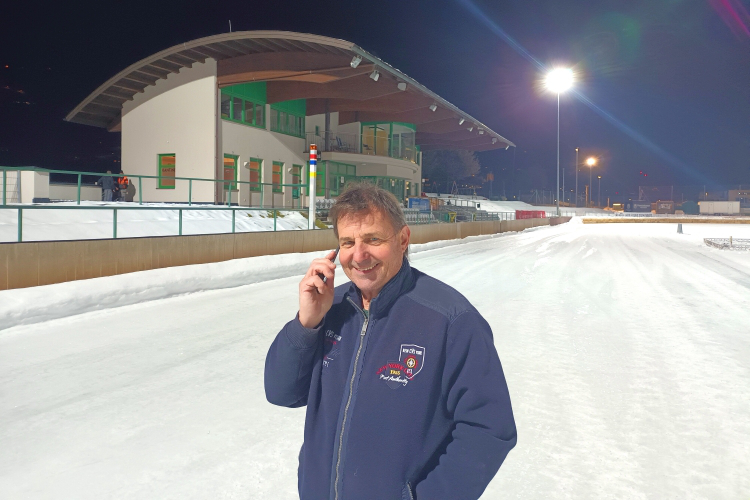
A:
[334,301,369,500]
[407,482,415,500]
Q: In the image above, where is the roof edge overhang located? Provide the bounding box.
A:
[65,30,515,150]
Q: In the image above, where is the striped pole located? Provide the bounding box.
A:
[308,144,317,229]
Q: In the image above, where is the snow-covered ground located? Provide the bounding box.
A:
[1,220,749,498]
[0,201,309,242]
[429,194,607,215]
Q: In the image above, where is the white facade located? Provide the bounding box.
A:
[122,60,218,203]
[221,113,307,208]
[118,60,423,206]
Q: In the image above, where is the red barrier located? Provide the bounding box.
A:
[515,210,546,219]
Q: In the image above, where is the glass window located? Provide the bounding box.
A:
[223,155,238,190]
[291,164,302,186]
[158,154,176,189]
[220,94,231,119]
[232,97,243,121]
[248,158,262,192]
[254,103,264,128]
[244,101,253,124]
[272,161,283,193]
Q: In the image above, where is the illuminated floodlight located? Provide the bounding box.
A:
[544,68,573,94]
[586,157,597,166]
[350,55,362,68]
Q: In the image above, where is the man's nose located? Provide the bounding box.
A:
[351,240,370,262]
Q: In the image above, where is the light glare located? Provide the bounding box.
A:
[545,68,573,93]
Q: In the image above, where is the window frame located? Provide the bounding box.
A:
[272,161,284,193]
[157,153,176,189]
[220,91,265,129]
[247,158,262,192]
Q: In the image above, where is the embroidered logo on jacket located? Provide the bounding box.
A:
[323,329,342,368]
[375,344,425,389]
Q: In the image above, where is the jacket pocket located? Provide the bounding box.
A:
[401,482,415,500]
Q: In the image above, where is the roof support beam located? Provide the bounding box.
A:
[112,81,146,93]
[136,65,170,79]
[101,89,134,101]
[124,72,158,85]
[163,53,197,66]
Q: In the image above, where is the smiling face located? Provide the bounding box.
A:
[337,209,410,308]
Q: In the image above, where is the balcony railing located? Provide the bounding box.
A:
[306,131,418,163]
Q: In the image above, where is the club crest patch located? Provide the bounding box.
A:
[376,344,425,389]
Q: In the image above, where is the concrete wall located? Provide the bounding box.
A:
[0,218,551,290]
[121,60,218,203]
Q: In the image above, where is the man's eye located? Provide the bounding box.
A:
[365,238,381,245]
[341,241,354,248]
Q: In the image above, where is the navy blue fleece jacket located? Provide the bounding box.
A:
[264,258,516,500]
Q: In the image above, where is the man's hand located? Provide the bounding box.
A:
[298,249,337,328]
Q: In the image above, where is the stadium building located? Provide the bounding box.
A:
[65,31,514,206]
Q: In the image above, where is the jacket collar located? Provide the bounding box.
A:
[346,256,415,318]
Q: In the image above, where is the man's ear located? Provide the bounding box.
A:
[399,225,411,251]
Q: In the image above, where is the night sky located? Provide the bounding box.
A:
[1,0,748,200]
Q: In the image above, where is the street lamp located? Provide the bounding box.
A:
[586,156,597,207]
[576,148,580,208]
[598,175,602,208]
[545,68,573,216]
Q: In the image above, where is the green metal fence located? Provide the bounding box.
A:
[0,166,307,208]
[2,205,307,243]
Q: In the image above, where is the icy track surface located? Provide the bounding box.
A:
[1,220,749,499]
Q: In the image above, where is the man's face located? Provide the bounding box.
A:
[337,210,410,302]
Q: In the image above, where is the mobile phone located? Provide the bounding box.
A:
[319,247,339,283]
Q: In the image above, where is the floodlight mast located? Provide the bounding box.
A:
[544,68,573,216]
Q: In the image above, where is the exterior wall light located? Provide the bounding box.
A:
[429,103,437,112]
[492,138,498,144]
[369,70,380,81]
[478,129,484,135]
[350,55,362,68]
[458,118,465,125]
[397,82,407,91]
[467,126,474,132]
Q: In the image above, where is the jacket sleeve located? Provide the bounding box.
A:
[415,311,517,500]
[264,314,323,408]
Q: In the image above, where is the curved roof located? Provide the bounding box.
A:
[66,31,515,151]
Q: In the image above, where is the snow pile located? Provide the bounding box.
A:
[0,231,524,331]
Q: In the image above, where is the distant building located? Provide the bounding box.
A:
[66,32,514,206]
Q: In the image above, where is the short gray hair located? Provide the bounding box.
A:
[329,182,407,239]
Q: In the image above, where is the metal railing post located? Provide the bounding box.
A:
[274,209,277,231]
[76,174,82,205]
[113,208,118,238]
[17,208,22,242]
[179,209,183,236]
[3,170,7,206]
[189,179,192,206]
[232,209,236,233]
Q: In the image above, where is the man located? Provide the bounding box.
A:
[265,183,516,500]
[116,170,129,201]
[95,171,115,202]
